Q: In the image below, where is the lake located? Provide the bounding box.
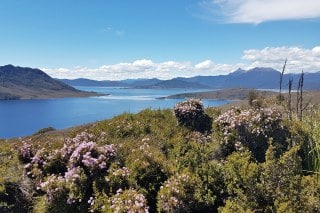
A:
[0,87,231,138]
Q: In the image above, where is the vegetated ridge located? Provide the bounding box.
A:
[164,88,277,100]
[1,96,320,212]
[0,65,98,100]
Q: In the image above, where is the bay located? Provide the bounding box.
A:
[0,87,230,138]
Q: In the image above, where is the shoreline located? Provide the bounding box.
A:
[161,88,278,100]
[0,91,106,101]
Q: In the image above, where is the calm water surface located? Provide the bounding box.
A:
[0,87,230,138]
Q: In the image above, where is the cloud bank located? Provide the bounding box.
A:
[43,46,320,80]
[43,60,241,80]
[201,0,320,24]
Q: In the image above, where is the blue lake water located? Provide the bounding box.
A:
[0,87,231,138]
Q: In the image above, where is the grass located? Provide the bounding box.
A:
[301,109,320,179]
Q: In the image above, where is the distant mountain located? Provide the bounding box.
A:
[58,78,128,87]
[124,78,162,87]
[58,78,163,88]
[58,67,320,90]
[135,79,211,89]
[180,67,319,90]
[282,72,320,90]
[0,65,97,100]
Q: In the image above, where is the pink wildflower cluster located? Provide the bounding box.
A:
[188,131,212,144]
[174,99,205,123]
[173,98,212,132]
[24,148,47,178]
[68,141,116,174]
[215,107,285,155]
[20,131,119,208]
[131,138,153,158]
[18,141,34,163]
[109,188,149,213]
[52,131,117,176]
[60,131,95,158]
[111,167,131,177]
[64,166,82,183]
[39,174,65,203]
[157,173,192,212]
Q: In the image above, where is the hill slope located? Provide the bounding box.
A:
[0,65,98,100]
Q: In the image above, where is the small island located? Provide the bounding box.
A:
[0,65,99,100]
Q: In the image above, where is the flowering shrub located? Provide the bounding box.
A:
[24,148,47,179]
[127,139,168,211]
[157,172,200,212]
[9,108,320,212]
[39,175,66,203]
[174,99,212,132]
[105,165,131,194]
[109,188,149,213]
[19,131,120,211]
[214,107,289,161]
[18,141,34,163]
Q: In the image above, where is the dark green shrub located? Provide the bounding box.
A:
[126,139,168,212]
[0,182,32,213]
[33,127,56,135]
[221,150,264,210]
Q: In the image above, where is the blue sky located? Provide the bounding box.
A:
[0,0,320,80]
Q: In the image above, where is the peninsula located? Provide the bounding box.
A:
[0,65,98,100]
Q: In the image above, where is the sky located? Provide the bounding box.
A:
[0,0,320,80]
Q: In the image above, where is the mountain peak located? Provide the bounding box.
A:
[248,67,279,73]
[0,65,97,99]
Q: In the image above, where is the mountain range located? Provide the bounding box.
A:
[0,65,97,100]
[58,67,320,90]
[0,65,319,101]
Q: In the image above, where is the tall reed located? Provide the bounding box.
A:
[302,108,320,180]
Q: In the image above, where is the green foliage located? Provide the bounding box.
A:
[262,145,302,211]
[300,109,320,179]
[248,89,265,108]
[125,138,168,211]
[0,141,29,212]
[219,199,254,213]
[1,106,320,212]
[157,171,202,212]
[222,150,263,210]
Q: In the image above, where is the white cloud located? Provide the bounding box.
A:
[195,60,213,69]
[43,59,239,80]
[132,59,154,67]
[42,46,320,80]
[243,46,320,72]
[202,0,320,24]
